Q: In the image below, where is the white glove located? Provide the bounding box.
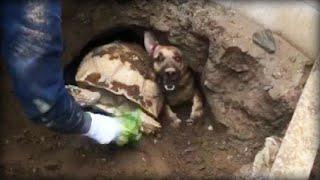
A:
[84,112,122,144]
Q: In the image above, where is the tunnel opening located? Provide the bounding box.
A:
[1,0,317,178]
[64,25,171,85]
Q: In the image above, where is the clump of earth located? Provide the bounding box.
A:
[0,0,318,178]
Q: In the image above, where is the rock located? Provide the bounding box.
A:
[198,165,206,171]
[252,136,282,177]
[153,139,158,144]
[252,29,276,53]
[236,136,282,178]
[263,85,273,91]
[207,125,213,131]
[184,147,195,153]
[32,167,38,174]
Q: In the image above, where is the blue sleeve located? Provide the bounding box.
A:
[0,0,91,134]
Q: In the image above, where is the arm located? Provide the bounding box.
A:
[1,0,141,145]
[1,0,90,134]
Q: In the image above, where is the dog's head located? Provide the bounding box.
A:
[144,32,186,92]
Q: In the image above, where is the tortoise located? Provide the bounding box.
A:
[66,41,163,134]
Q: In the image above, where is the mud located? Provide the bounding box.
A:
[0,66,257,178]
[0,0,319,178]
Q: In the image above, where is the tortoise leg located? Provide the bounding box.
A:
[65,85,101,106]
[139,111,161,134]
[187,90,204,125]
[164,105,182,128]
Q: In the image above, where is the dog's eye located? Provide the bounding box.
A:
[173,55,182,63]
[156,52,165,62]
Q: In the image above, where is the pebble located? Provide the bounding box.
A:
[227,155,233,160]
[184,147,194,153]
[244,147,248,152]
[207,125,213,131]
[272,72,282,79]
[198,166,206,171]
[40,136,45,143]
[153,139,158,144]
[32,168,38,174]
[263,85,273,91]
[252,29,276,53]
[4,139,9,145]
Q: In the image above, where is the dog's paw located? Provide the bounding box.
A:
[170,118,182,128]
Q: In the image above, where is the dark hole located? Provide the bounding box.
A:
[64,25,168,85]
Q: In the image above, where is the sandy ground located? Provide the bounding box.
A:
[0,1,318,178]
[0,62,264,178]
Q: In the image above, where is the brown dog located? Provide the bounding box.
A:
[144,31,203,127]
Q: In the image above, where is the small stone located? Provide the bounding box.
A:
[272,72,282,79]
[208,125,213,131]
[184,147,194,153]
[187,141,191,146]
[4,139,9,145]
[252,29,276,53]
[101,158,107,162]
[244,147,248,152]
[263,85,273,91]
[32,168,38,174]
[40,136,45,143]
[218,142,226,150]
[289,56,297,63]
[23,129,30,134]
[153,139,158,144]
[198,166,206,171]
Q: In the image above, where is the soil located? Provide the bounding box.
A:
[0,63,262,178]
[0,0,319,179]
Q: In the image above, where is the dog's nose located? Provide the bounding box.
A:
[165,68,176,74]
[165,71,176,76]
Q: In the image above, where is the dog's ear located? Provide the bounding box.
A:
[144,31,159,57]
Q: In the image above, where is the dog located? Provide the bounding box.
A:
[144,31,203,127]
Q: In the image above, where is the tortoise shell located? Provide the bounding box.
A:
[75,41,164,118]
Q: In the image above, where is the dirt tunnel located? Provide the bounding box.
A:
[0,0,319,178]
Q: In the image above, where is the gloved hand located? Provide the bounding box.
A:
[84,110,142,145]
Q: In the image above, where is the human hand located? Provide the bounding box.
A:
[84,112,122,144]
[84,110,142,145]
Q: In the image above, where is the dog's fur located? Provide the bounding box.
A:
[144,32,203,127]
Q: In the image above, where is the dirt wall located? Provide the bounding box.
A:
[61,0,312,140]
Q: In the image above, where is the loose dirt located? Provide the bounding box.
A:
[0,63,263,178]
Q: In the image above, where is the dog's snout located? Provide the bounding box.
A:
[165,67,176,73]
[164,68,177,76]
[166,71,176,76]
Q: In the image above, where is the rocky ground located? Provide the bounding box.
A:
[0,0,318,178]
